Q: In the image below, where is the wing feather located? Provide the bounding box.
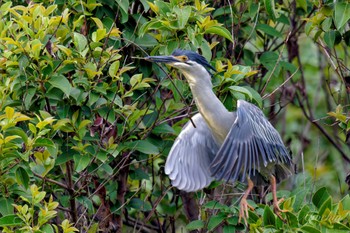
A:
[210,100,293,183]
[165,113,219,192]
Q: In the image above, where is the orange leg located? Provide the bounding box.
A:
[239,179,255,225]
[270,175,287,220]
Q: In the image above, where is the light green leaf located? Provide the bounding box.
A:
[48,75,72,97]
[73,32,87,52]
[334,2,350,30]
[109,61,120,78]
[186,220,204,231]
[205,26,233,42]
[300,226,321,233]
[229,86,253,100]
[174,6,191,29]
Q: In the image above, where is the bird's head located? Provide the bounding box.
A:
[145,49,216,85]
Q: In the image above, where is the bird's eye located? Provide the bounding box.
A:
[178,56,188,62]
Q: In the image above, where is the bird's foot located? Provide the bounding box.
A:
[273,197,287,221]
[238,198,254,225]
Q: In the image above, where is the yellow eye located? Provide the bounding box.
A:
[176,55,188,62]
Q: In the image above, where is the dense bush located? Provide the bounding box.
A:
[0,0,349,232]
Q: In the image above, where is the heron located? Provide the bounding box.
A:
[145,49,294,223]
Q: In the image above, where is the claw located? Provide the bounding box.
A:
[270,176,287,221]
[239,198,254,225]
[238,179,254,225]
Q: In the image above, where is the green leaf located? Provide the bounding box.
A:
[126,140,159,154]
[223,225,235,233]
[74,154,92,172]
[15,167,30,189]
[205,26,233,42]
[300,225,321,233]
[324,30,342,48]
[48,75,72,97]
[41,224,55,233]
[263,205,275,227]
[0,215,23,227]
[186,220,204,230]
[334,2,350,30]
[344,30,350,46]
[152,124,175,134]
[0,198,14,216]
[319,196,332,216]
[73,32,88,52]
[264,0,277,21]
[298,205,310,224]
[174,6,191,29]
[256,24,282,37]
[229,86,253,100]
[129,198,152,211]
[312,187,330,209]
[259,51,279,70]
[204,200,229,210]
[87,223,99,233]
[108,61,120,78]
[208,214,226,231]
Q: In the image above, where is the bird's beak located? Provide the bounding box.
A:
[144,55,180,64]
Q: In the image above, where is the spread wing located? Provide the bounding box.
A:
[210,100,293,183]
[165,113,219,192]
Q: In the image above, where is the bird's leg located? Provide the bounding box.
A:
[238,178,254,225]
[270,175,287,220]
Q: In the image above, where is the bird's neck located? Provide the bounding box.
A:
[184,72,234,144]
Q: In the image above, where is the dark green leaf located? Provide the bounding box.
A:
[126,140,159,154]
[204,200,228,210]
[259,51,279,70]
[0,198,14,216]
[0,215,23,226]
[129,198,152,211]
[312,187,330,209]
[74,154,92,172]
[264,0,277,20]
[223,225,236,233]
[208,214,226,231]
[324,30,342,48]
[344,30,350,46]
[186,220,204,230]
[152,123,175,134]
[15,167,30,189]
[256,24,282,37]
[48,75,72,97]
[263,205,275,227]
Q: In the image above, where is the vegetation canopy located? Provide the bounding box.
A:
[0,0,349,232]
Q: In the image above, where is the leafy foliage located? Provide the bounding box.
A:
[0,0,349,232]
